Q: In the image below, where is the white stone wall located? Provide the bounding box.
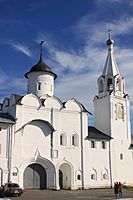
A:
[27,72,54,98]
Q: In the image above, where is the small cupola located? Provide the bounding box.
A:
[25,41,57,99]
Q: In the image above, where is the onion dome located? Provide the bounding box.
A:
[106,30,114,47]
[106,38,114,46]
[25,41,57,79]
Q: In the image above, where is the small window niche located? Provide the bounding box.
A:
[72,134,79,146]
[120,153,123,160]
[91,141,96,148]
[60,134,67,146]
[37,82,42,91]
[91,174,96,180]
[77,174,81,180]
[102,141,106,149]
[12,172,17,176]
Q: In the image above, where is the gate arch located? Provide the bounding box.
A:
[23,163,46,189]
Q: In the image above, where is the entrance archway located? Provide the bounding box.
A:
[23,163,46,189]
[59,163,71,189]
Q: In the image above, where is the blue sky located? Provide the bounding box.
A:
[0,0,133,130]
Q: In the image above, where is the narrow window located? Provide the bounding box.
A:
[107,78,113,91]
[120,153,123,160]
[91,141,95,148]
[91,174,96,180]
[0,127,1,131]
[60,134,67,146]
[37,82,41,90]
[116,78,121,91]
[99,80,104,92]
[77,175,81,180]
[72,135,75,146]
[103,173,107,180]
[12,172,17,176]
[102,141,106,149]
[72,134,78,146]
[60,135,63,145]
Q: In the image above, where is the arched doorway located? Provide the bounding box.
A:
[23,163,47,189]
[59,163,71,189]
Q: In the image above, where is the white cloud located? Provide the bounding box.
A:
[8,41,32,57]
[71,16,133,44]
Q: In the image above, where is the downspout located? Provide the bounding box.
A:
[50,107,54,161]
[109,140,113,188]
[50,107,57,190]
[7,125,13,182]
[80,112,84,189]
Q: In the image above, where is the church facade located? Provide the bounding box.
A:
[0,36,133,190]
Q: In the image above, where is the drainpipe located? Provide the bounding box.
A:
[7,125,13,182]
[50,108,53,160]
[80,112,84,189]
[109,140,113,188]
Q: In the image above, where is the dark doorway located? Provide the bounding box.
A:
[59,170,63,189]
[23,163,46,189]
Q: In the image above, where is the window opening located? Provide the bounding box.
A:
[37,82,41,90]
[107,78,113,91]
[77,175,81,180]
[91,174,96,180]
[99,80,104,92]
[91,141,95,148]
[120,153,123,160]
[102,141,106,149]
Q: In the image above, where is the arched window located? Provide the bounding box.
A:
[91,174,96,180]
[99,80,104,92]
[103,173,107,180]
[91,141,96,148]
[37,82,42,90]
[90,169,97,180]
[116,78,121,91]
[60,134,67,146]
[107,78,113,91]
[101,168,108,180]
[120,153,123,160]
[101,141,106,149]
[77,174,81,180]
[72,134,79,146]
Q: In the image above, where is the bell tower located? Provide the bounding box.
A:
[93,33,132,183]
[94,33,131,141]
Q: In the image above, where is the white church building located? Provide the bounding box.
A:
[0,35,133,190]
